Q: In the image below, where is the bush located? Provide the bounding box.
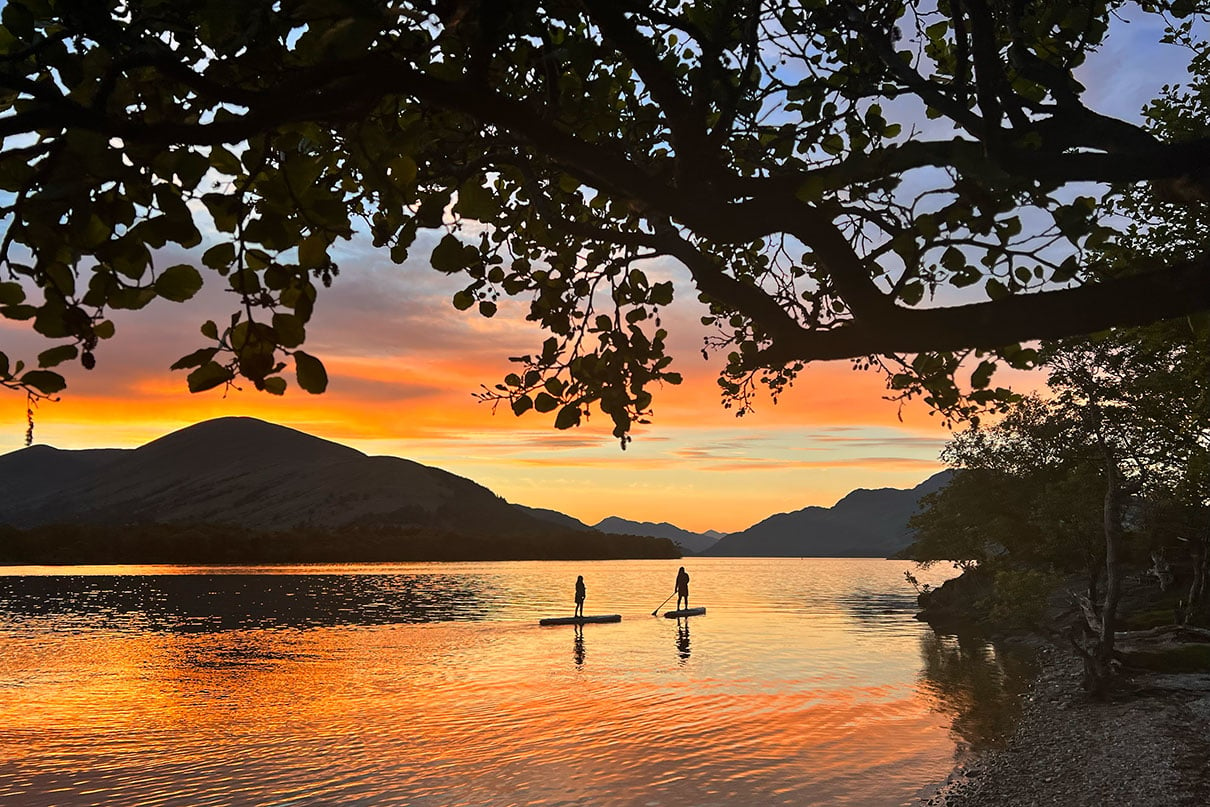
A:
[989,569,1060,631]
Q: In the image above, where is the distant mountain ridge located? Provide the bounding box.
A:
[514,505,595,532]
[0,417,953,562]
[704,471,952,558]
[591,517,722,554]
[0,417,678,562]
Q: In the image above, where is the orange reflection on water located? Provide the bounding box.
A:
[0,560,983,806]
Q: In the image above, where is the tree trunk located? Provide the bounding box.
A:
[1085,450,1125,695]
[1190,536,1208,611]
[1067,396,1126,695]
[1150,549,1173,591]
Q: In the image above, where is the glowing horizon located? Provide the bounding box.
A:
[0,281,960,534]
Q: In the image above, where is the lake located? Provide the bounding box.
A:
[0,558,1026,806]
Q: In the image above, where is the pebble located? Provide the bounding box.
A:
[922,645,1210,807]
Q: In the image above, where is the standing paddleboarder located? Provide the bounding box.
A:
[675,566,690,611]
[574,575,586,619]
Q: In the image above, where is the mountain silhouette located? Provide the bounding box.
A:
[703,471,952,557]
[0,417,677,562]
[514,504,596,532]
[591,517,722,554]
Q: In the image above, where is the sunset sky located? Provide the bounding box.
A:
[0,237,966,534]
[0,9,1194,534]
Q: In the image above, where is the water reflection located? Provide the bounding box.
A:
[917,629,1034,754]
[839,589,920,621]
[675,619,691,663]
[573,624,585,667]
[177,635,315,672]
[0,573,499,631]
[0,559,982,807]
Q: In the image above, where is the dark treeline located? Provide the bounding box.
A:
[905,318,1210,694]
[0,522,680,564]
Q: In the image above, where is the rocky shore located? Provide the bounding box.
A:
[922,643,1210,807]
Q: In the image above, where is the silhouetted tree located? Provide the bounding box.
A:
[2,1,1209,441]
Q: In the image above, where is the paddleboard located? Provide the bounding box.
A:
[538,614,622,626]
[663,607,706,618]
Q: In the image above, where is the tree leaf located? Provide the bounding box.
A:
[202,194,241,232]
[899,281,924,306]
[210,144,243,175]
[33,305,69,338]
[170,347,219,371]
[21,369,67,395]
[272,312,306,348]
[820,133,845,155]
[452,290,475,310]
[985,278,1010,301]
[298,234,328,269]
[294,350,328,393]
[1,304,37,320]
[155,264,204,302]
[202,242,236,270]
[455,177,499,219]
[650,282,674,306]
[37,344,78,368]
[554,404,581,430]
[970,360,996,390]
[431,234,470,273]
[186,361,233,392]
[0,281,25,305]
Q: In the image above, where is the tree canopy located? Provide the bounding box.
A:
[1,0,1208,441]
[909,316,1210,688]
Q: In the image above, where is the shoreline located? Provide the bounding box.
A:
[921,642,1210,807]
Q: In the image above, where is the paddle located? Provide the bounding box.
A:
[651,591,676,616]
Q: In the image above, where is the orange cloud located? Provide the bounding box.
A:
[696,457,944,473]
[1,242,973,534]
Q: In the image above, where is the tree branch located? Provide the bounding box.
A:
[751,256,1210,366]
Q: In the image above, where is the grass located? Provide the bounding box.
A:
[1121,643,1210,673]
[1119,607,1184,631]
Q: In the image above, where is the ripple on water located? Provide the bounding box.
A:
[0,559,1005,806]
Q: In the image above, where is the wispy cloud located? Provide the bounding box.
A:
[700,457,943,473]
[1,180,966,534]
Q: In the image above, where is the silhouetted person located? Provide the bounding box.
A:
[574,575,586,618]
[675,566,690,611]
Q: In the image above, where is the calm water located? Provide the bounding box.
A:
[0,558,1026,806]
